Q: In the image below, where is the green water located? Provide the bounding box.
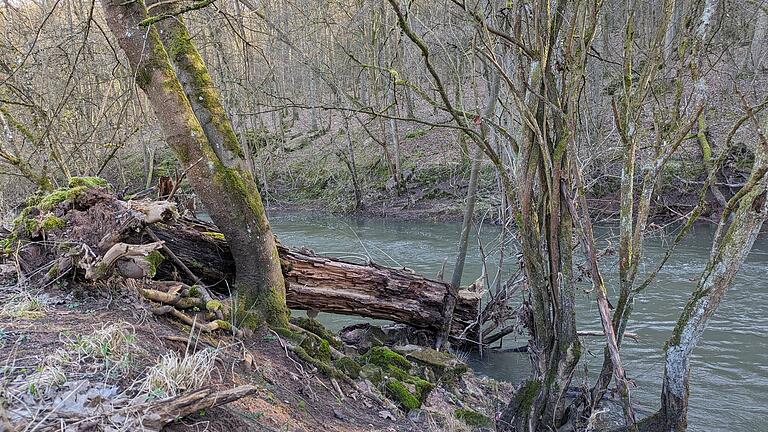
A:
[268,211,768,431]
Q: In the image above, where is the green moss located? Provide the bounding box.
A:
[201,231,225,239]
[513,379,542,412]
[334,356,362,379]
[206,300,223,312]
[233,280,289,329]
[233,292,263,330]
[165,22,244,159]
[214,319,232,330]
[365,346,411,370]
[454,408,492,427]
[40,215,65,231]
[36,186,88,211]
[385,379,421,410]
[413,378,435,401]
[302,336,331,363]
[213,166,268,231]
[67,176,107,188]
[189,285,201,296]
[1,238,12,254]
[669,287,711,346]
[292,317,343,349]
[46,263,60,278]
[144,250,164,278]
[359,364,383,383]
[292,345,342,379]
[21,217,37,234]
[400,347,468,383]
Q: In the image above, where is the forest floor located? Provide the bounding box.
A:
[0,275,509,431]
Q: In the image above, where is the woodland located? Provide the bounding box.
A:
[0,0,767,431]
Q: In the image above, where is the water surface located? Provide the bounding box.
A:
[269,212,768,431]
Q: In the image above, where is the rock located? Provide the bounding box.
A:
[380,324,435,347]
[339,323,387,352]
[339,323,436,353]
[394,345,469,382]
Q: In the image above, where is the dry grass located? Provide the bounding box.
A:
[139,347,219,399]
[67,322,136,362]
[1,290,49,318]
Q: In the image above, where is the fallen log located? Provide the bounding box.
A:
[2,185,480,335]
[141,216,480,334]
[137,385,259,430]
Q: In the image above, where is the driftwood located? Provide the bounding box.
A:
[84,241,164,280]
[22,385,257,432]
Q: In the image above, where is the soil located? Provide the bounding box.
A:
[0,280,409,431]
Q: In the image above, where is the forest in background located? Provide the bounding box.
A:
[1,0,768,431]
[1,0,765,222]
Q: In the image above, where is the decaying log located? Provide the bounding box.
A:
[84,241,164,280]
[6,187,480,335]
[137,384,259,427]
[143,217,479,334]
[282,246,479,334]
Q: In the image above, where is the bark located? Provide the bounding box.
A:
[436,145,481,349]
[142,216,480,335]
[653,144,768,431]
[747,4,768,70]
[101,0,290,328]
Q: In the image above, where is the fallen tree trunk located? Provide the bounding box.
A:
[141,216,479,334]
[4,187,480,335]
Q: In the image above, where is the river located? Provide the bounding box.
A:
[267,211,768,431]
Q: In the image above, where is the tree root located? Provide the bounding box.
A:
[151,304,233,333]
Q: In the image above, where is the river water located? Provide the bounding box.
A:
[268,212,768,431]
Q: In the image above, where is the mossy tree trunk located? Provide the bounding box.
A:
[652,134,768,431]
[101,0,289,328]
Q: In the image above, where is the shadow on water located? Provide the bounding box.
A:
[265,211,767,432]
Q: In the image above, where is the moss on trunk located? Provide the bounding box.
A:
[101,0,290,329]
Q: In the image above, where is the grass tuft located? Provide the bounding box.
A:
[1,291,49,318]
[139,348,218,399]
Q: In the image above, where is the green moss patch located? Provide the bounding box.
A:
[67,176,108,189]
[201,231,225,240]
[365,346,411,370]
[455,408,492,427]
[385,380,421,410]
[291,317,343,349]
[396,346,468,383]
[40,215,65,231]
[334,356,362,379]
[144,250,165,278]
[513,379,541,412]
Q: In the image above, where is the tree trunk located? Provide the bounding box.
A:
[746,4,768,70]
[139,216,480,335]
[101,0,290,328]
[653,143,768,431]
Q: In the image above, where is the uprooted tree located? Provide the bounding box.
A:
[1,183,483,336]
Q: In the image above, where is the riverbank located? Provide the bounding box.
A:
[0,182,512,431]
[261,126,754,225]
[0,274,514,431]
